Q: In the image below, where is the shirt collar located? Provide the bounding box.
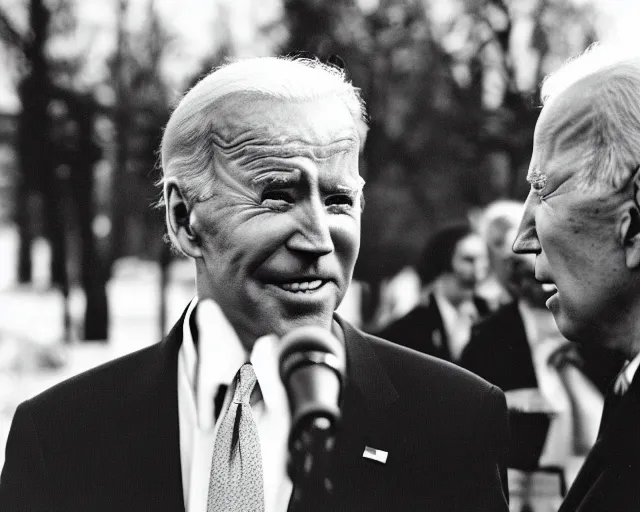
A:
[180,297,199,390]
[624,351,640,385]
[181,297,288,428]
[182,297,248,428]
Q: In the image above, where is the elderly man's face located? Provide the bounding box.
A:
[190,95,362,344]
[512,85,627,343]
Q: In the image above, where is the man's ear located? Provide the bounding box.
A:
[620,167,640,269]
[166,181,202,258]
[620,199,640,270]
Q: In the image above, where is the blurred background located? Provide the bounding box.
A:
[0,0,637,507]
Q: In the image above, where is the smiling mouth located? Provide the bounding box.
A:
[273,279,326,293]
[541,283,557,294]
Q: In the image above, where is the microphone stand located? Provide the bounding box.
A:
[278,327,346,511]
[287,416,337,511]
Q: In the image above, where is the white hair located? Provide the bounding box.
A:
[160,56,367,207]
[540,43,640,193]
[477,200,525,250]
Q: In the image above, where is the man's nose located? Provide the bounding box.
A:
[512,193,540,255]
[286,199,334,255]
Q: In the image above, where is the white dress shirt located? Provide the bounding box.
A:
[433,287,479,361]
[621,351,640,388]
[177,298,292,512]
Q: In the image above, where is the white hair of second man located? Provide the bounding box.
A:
[540,43,640,194]
[160,56,367,209]
[477,199,525,251]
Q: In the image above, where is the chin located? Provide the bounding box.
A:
[552,312,589,344]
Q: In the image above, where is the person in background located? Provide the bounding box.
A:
[0,56,510,511]
[512,44,640,511]
[475,200,526,311]
[376,223,490,363]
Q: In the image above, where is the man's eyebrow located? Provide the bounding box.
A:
[250,170,299,188]
[526,168,547,185]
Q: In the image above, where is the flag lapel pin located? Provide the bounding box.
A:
[363,446,388,464]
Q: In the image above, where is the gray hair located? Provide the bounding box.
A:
[160,56,367,208]
[541,43,640,193]
[477,200,525,251]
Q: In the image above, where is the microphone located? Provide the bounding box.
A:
[278,325,346,503]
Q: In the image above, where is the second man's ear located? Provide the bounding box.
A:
[166,182,202,258]
[621,201,640,270]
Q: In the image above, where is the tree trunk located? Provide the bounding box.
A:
[72,101,108,342]
[83,282,109,341]
[16,182,32,283]
[110,0,130,267]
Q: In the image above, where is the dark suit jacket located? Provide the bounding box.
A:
[375,293,490,363]
[0,312,510,511]
[460,301,624,396]
[460,301,538,392]
[558,371,640,512]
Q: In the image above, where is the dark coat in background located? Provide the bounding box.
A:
[375,292,490,363]
[459,301,624,396]
[0,311,510,511]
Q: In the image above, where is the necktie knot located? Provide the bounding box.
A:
[233,363,257,405]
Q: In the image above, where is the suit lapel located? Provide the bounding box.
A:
[339,317,399,417]
[330,318,399,510]
[561,367,640,511]
[128,312,186,511]
[596,369,640,455]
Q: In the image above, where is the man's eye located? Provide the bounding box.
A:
[325,194,354,208]
[262,190,294,203]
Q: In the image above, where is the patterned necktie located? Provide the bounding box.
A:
[207,363,264,512]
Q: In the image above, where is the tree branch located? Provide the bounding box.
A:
[0,8,27,55]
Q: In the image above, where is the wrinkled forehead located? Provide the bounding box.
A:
[210,93,360,158]
[534,79,598,167]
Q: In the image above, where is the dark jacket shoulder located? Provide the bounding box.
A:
[25,338,173,418]
[366,329,503,407]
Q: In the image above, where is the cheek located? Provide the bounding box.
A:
[231,215,299,267]
[331,218,361,270]
[198,210,295,277]
[549,224,620,299]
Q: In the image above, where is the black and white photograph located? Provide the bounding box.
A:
[0,0,639,510]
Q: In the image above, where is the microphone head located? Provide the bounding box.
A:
[278,325,346,381]
[278,326,346,441]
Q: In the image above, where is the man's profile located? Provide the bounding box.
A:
[513,44,640,511]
